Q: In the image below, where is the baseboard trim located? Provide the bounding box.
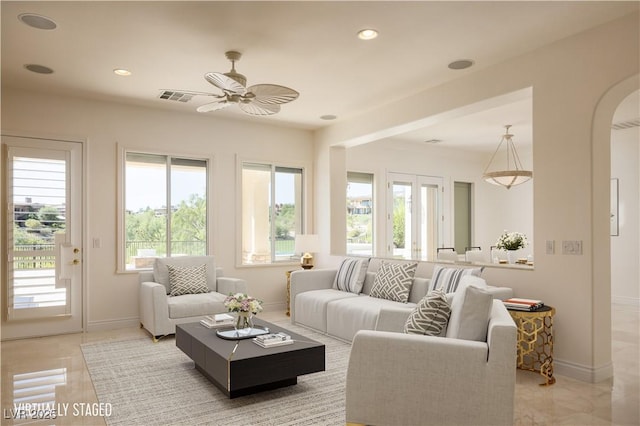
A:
[554,358,614,383]
[87,317,140,332]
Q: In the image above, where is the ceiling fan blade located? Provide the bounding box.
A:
[204,72,246,95]
[239,101,281,116]
[246,84,299,105]
[196,100,231,113]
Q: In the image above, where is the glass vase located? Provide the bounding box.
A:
[235,311,253,330]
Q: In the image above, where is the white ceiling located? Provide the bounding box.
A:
[2,1,638,151]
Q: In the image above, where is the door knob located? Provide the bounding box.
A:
[72,259,80,265]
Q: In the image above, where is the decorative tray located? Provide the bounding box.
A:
[216,326,270,340]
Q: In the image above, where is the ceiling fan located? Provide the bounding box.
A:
[178,51,299,116]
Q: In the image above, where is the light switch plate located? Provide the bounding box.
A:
[546,240,555,255]
[562,240,583,255]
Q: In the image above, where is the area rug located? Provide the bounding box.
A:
[81,322,350,426]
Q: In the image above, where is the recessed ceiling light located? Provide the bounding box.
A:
[357,29,378,40]
[113,68,132,76]
[320,115,337,120]
[18,13,57,30]
[24,64,54,74]
[448,59,475,70]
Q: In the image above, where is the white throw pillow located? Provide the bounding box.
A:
[168,264,209,296]
[333,258,370,294]
[404,289,451,336]
[446,277,493,341]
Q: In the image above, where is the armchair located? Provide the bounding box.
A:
[139,256,246,341]
[346,300,517,426]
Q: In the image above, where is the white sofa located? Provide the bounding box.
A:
[346,299,517,425]
[139,256,246,340]
[290,258,513,342]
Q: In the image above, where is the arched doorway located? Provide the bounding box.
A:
[592,74,639,380]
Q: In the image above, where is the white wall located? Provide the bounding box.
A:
[346,139,534,259]
[1,88,314,331]
[314,12,639,381]
[611,125,640,307]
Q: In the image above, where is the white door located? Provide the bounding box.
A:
[2,136,83,338]
[387,173,445,261]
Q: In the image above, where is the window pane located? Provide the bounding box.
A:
[241,163,303,265]
[347,172,373,256]
[125,153,167,270]
[393,182,412,259]
[242,164,272,264]
[274,167,302,260]
[170,158,207,256]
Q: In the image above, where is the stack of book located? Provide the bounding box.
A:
[503,298,545,311]
[253,332,294,348]
[200,313,234,329]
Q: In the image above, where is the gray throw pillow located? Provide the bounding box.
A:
[369,261,418,303]
[404,288,451,336]
[168,264,209,296]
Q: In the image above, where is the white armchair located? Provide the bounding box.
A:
[346,300,517,426]
[139,256,246,341]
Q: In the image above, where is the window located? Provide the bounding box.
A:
[121,152,208,270]
[241,162,303,265]
[347,172,374,256]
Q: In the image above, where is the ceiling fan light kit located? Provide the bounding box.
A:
[175,51,299,116]
[482,125,533,189]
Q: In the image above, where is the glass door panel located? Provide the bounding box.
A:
[3,136,83,338]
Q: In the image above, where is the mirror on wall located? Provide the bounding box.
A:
[344,89,534,269]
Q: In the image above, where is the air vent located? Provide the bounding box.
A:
[612,118,640,130]
[158,90,195,103]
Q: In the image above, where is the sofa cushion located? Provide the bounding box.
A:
[167,291,227,319]
[404,288,451,336]
[408,277,431,304]
[168,264,209,296]
[370,261,418,303]
[429,265,483,293]
[154,256,217,294]
[446,279,493,342]
[327,295,417,341]
[333,258,370,294]
[294,289,358,333]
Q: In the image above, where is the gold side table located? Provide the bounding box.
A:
[508,305,556,386]
[285,270,294,316]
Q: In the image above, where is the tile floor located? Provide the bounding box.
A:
[1,306,638,425]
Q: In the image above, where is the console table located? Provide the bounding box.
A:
[507,305,556,386]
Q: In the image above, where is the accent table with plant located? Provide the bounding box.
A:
[224,293,263,330]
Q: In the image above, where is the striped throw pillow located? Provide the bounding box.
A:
[404,288,451,336]
[429,265,483,293]
[168,264,209,296]
[333,258,370,294]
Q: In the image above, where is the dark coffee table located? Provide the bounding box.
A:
[176,318,325,398]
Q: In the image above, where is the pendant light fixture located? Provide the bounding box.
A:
[482,125,532,189]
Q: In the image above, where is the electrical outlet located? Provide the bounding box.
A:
[562,240,583,255]
[546,240,555,255]
[93,238,102,249]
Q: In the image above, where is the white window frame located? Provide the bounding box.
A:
[237,157,311,267]
[347,171,375,257]
[116,145,213,273]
